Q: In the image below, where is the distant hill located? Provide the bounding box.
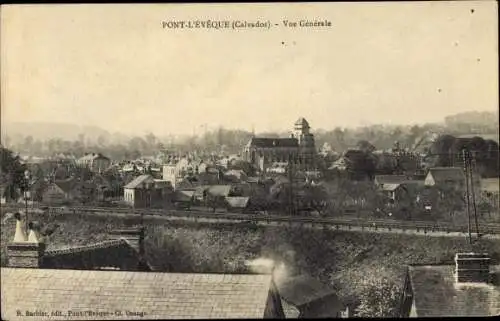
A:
[2,122,114,143]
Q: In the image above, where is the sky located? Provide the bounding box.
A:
[1,2,498,136]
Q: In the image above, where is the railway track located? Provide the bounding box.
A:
[3,204,500,236]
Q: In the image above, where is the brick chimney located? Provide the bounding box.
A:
[455,253,491,283]
[7,220,46,268]
[109,228,145,256]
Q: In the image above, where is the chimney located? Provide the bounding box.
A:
[109,228,145,256]
[13,213,27,242]
[7,221,46,268]
[455,253,491,283]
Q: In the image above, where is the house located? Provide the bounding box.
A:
[225,196,251,213]
[424,167,466,188]
[274,274,349,318]
[41,178,95,205]
[374,175,408,187]
[76,153,111,173]
[267,162,289,174]
[224,169,248,182]
[5,215,150,271]
[374,175,424,206]
[328,156,351,172]
[123,174,171,208]
[399,253,500,317]
[2,218,285,319]
[171,190,195,209]
[1,268,284,320]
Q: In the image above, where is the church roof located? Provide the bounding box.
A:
[294,117,310,128]
[247,137,298,148]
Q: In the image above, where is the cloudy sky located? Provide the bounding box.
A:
[1,2,498,136]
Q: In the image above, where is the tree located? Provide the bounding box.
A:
[355,276,400,317]
[0,146,27,201]
[356,140,376,154]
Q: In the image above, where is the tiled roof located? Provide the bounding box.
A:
[1,268,274,320]
[124,175,155,189]
[274,274,341,307]
[427,167,465,182]
[481,178,500,193]
[248,137,298,148]
[408,265,500,316]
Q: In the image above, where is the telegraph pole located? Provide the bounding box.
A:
[288,154,295,216]
[468,151,480,238]
[462,149,472,244]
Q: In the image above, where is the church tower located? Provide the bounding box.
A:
[293,117,316,169]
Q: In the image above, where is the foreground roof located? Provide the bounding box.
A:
[408,264,500,317]
[1,268,274,320]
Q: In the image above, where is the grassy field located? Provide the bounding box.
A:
[2,211,499,317]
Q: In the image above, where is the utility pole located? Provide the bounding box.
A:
[468,151,480,238]
[462,149,472,244]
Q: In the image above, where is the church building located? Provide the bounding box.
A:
[243,118,316,172]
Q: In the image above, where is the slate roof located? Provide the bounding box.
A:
[1,268,275,320]
[426,167,465,182]
[407,264,500,317]
[247,137,298,148]
[294,117,310,128]
[124,175,155,189]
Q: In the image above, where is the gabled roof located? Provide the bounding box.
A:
[225,196,250,209]
[407,264,500,316]
[294,117,310,128]
[1,268,275,319]
[426,167,465,182]
[274,274,341,307]
[247,137,298,148]
[124,174,155,189]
